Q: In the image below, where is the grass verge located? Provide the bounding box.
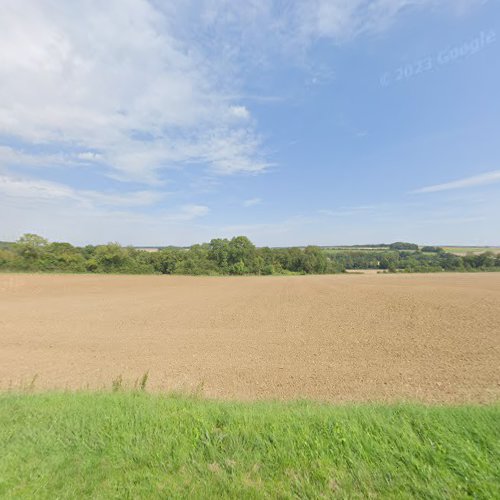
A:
[1,393,499,498]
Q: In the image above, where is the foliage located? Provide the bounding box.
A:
[324,247,500,273]
[0,393,498,498]
[389,241,419,251]
[0,234,499,275]
[421,245,444,253]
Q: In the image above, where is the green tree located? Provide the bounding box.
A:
[389,242,419,251]
[94,243,130,272]
[422,246,444,253]
[44,242,86,272]
[230,260,248,275]
[16,234,48,261]
[208,239,230,274]
[302,246,328,274]
[0,248,18,268]
[228,236,256,273]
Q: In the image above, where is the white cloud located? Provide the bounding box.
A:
[0,146,69,169]
[191,0,485,64]
[164,204,210,221]
[243,197,262,207]
[319,204,389,217]
[0,174,166,208]
[229,105,250,120]
[77,152,103,162]
[0,174,209,244]
[0,175,75,202]
[1,0,492,246]
[0,0,483,185]
[0,0,266,182]
[293,0,488,43]
[414,170,500,193]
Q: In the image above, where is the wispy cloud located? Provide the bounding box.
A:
[318,204,386,217]
[0,0,494,246]
[0,1,268,182]
[0,0,481,185]
[414,170,500,193]
[163,204,209,221]
[0,174,166,208]
[0,174,209,243]
[200,0,484,57]
[243,197,262,207]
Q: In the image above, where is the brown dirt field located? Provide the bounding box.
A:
[1,273,499,403]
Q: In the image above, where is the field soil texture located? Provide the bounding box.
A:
[1,273,499,403]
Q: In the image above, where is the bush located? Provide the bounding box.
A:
[421,246,444,253]
[389,242,419,251]
[1,234,498,276]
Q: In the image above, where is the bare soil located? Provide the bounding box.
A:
[1,273,499,403]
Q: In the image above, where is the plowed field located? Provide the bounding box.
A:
[1,273,499,403]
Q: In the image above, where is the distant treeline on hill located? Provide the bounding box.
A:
[0,234,499,275]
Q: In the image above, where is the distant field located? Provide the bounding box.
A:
[443,246,500,255]
[322,248,387,254]
[1,273,499,403]
[326,245,500,255]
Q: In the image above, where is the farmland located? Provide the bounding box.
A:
[1,272,499,403]
[443,246,500,255]
[2,272,500,497]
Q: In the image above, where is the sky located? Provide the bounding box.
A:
[1,0,499,246]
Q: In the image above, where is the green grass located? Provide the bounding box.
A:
[1,393,499,499]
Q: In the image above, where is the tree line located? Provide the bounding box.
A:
[0,234,339,275]
[0,234,498,275]
[324,248,500,273]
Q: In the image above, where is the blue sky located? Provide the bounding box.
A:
[1,0,499,246]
